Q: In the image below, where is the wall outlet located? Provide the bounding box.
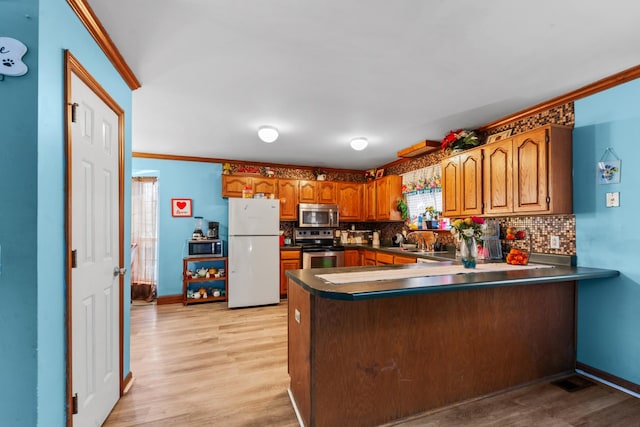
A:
[606,192,620,207]
[550,235,560,249]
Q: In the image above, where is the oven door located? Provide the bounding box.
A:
[302,251,345,269]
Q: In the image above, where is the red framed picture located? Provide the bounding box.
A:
[171,198,192,217]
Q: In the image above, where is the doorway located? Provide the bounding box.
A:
[131,176,159,303]
[65,51,125,426]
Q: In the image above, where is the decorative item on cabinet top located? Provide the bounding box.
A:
[441,129,480,154]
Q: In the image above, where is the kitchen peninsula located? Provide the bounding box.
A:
[286,262,618,427]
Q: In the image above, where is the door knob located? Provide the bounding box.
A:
[113,267,127,277]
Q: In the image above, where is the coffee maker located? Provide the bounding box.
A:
[206,221,219,239]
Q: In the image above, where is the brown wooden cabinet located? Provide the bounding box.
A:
[317,181,337,204]
[393,254,417,264]
[483,139,514,215]
[484,124,573,216]
[280,249,301,298]
[364,181,376,221]
[336,182,363,221]
[344,249,360,267]
[298,180,317,204]
[363,250,376,266]
[221,175,253,198]
[441,148,483,217]
[253,177,278,196]
[221,175,277,198]
[278,179,298,220]
[375,252,394,266]
[375,175,403,221]
[182,256,227,305]
[513,125,572,214]
[299,180,337,204]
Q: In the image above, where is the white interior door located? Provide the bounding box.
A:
[71,72,120,426]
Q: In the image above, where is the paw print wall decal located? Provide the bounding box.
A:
[0,37,28,77]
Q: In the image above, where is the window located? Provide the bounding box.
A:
[131,176,159,301]
[401,165,442,226]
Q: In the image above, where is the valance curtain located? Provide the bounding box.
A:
[131,176,158,301]
[401,165,443,224]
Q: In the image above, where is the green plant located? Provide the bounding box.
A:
[396,198,408,220]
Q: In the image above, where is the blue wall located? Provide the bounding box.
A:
[1,1,133,425]
[574,78,640,387]
[0,2,39,426]
[133,159,227,296]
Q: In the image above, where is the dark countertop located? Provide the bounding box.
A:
[285,260,619,301]
[280,245,302,250]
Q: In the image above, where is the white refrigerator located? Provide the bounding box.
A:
[227,198,280,308]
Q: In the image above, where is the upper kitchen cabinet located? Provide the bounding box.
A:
[484,124,572,215]
[317,181,337,204]
[375,175,403,221]
[513,125,572,214]
[441,148,483,217]
[221,175,277,198]
[221,175,253,198]
[336,182,363,221]
[253,177,278,196]
[278,179,298,220]
[299,180,337,204]
[364,180,376,221]
[483,139,514,215]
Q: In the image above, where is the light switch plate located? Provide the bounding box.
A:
[606,192,620,207]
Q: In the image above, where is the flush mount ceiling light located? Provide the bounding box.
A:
[258,125,279,143]
[350,136,368,151]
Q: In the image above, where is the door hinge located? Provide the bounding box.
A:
[71,102,79,123]
[71,250,77,268]
[72,393,78,414]
[546,196,551,204]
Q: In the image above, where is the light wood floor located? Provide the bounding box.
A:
[104,302,640,427]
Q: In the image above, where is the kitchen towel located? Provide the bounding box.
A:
[316,263,553,285]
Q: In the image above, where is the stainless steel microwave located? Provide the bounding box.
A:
[188,239,223,257]
[298,203,339,228]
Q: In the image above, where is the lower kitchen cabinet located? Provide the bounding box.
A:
[375,252,394,266]
[344,249,360,267]
[182,256,227,305]
[393,254,417,264]
[280,249,301,298]
[363,250,376,266]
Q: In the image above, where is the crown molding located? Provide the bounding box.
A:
[67,0,141,90]
[132,152,363,175]
[479,63,640,131]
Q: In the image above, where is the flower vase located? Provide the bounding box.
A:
[460,236,478,268]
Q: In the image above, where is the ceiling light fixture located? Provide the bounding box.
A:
[350,136,368,151]
[258,125,279,143]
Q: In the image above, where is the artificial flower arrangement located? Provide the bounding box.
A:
[441,129,480,154]
[424,206,437,220]
[451,216,485,268]
[222,163,233,174]
[450,216,485,242]
[365,169,377,181]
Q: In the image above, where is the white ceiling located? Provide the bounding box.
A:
[87,0,640,170]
